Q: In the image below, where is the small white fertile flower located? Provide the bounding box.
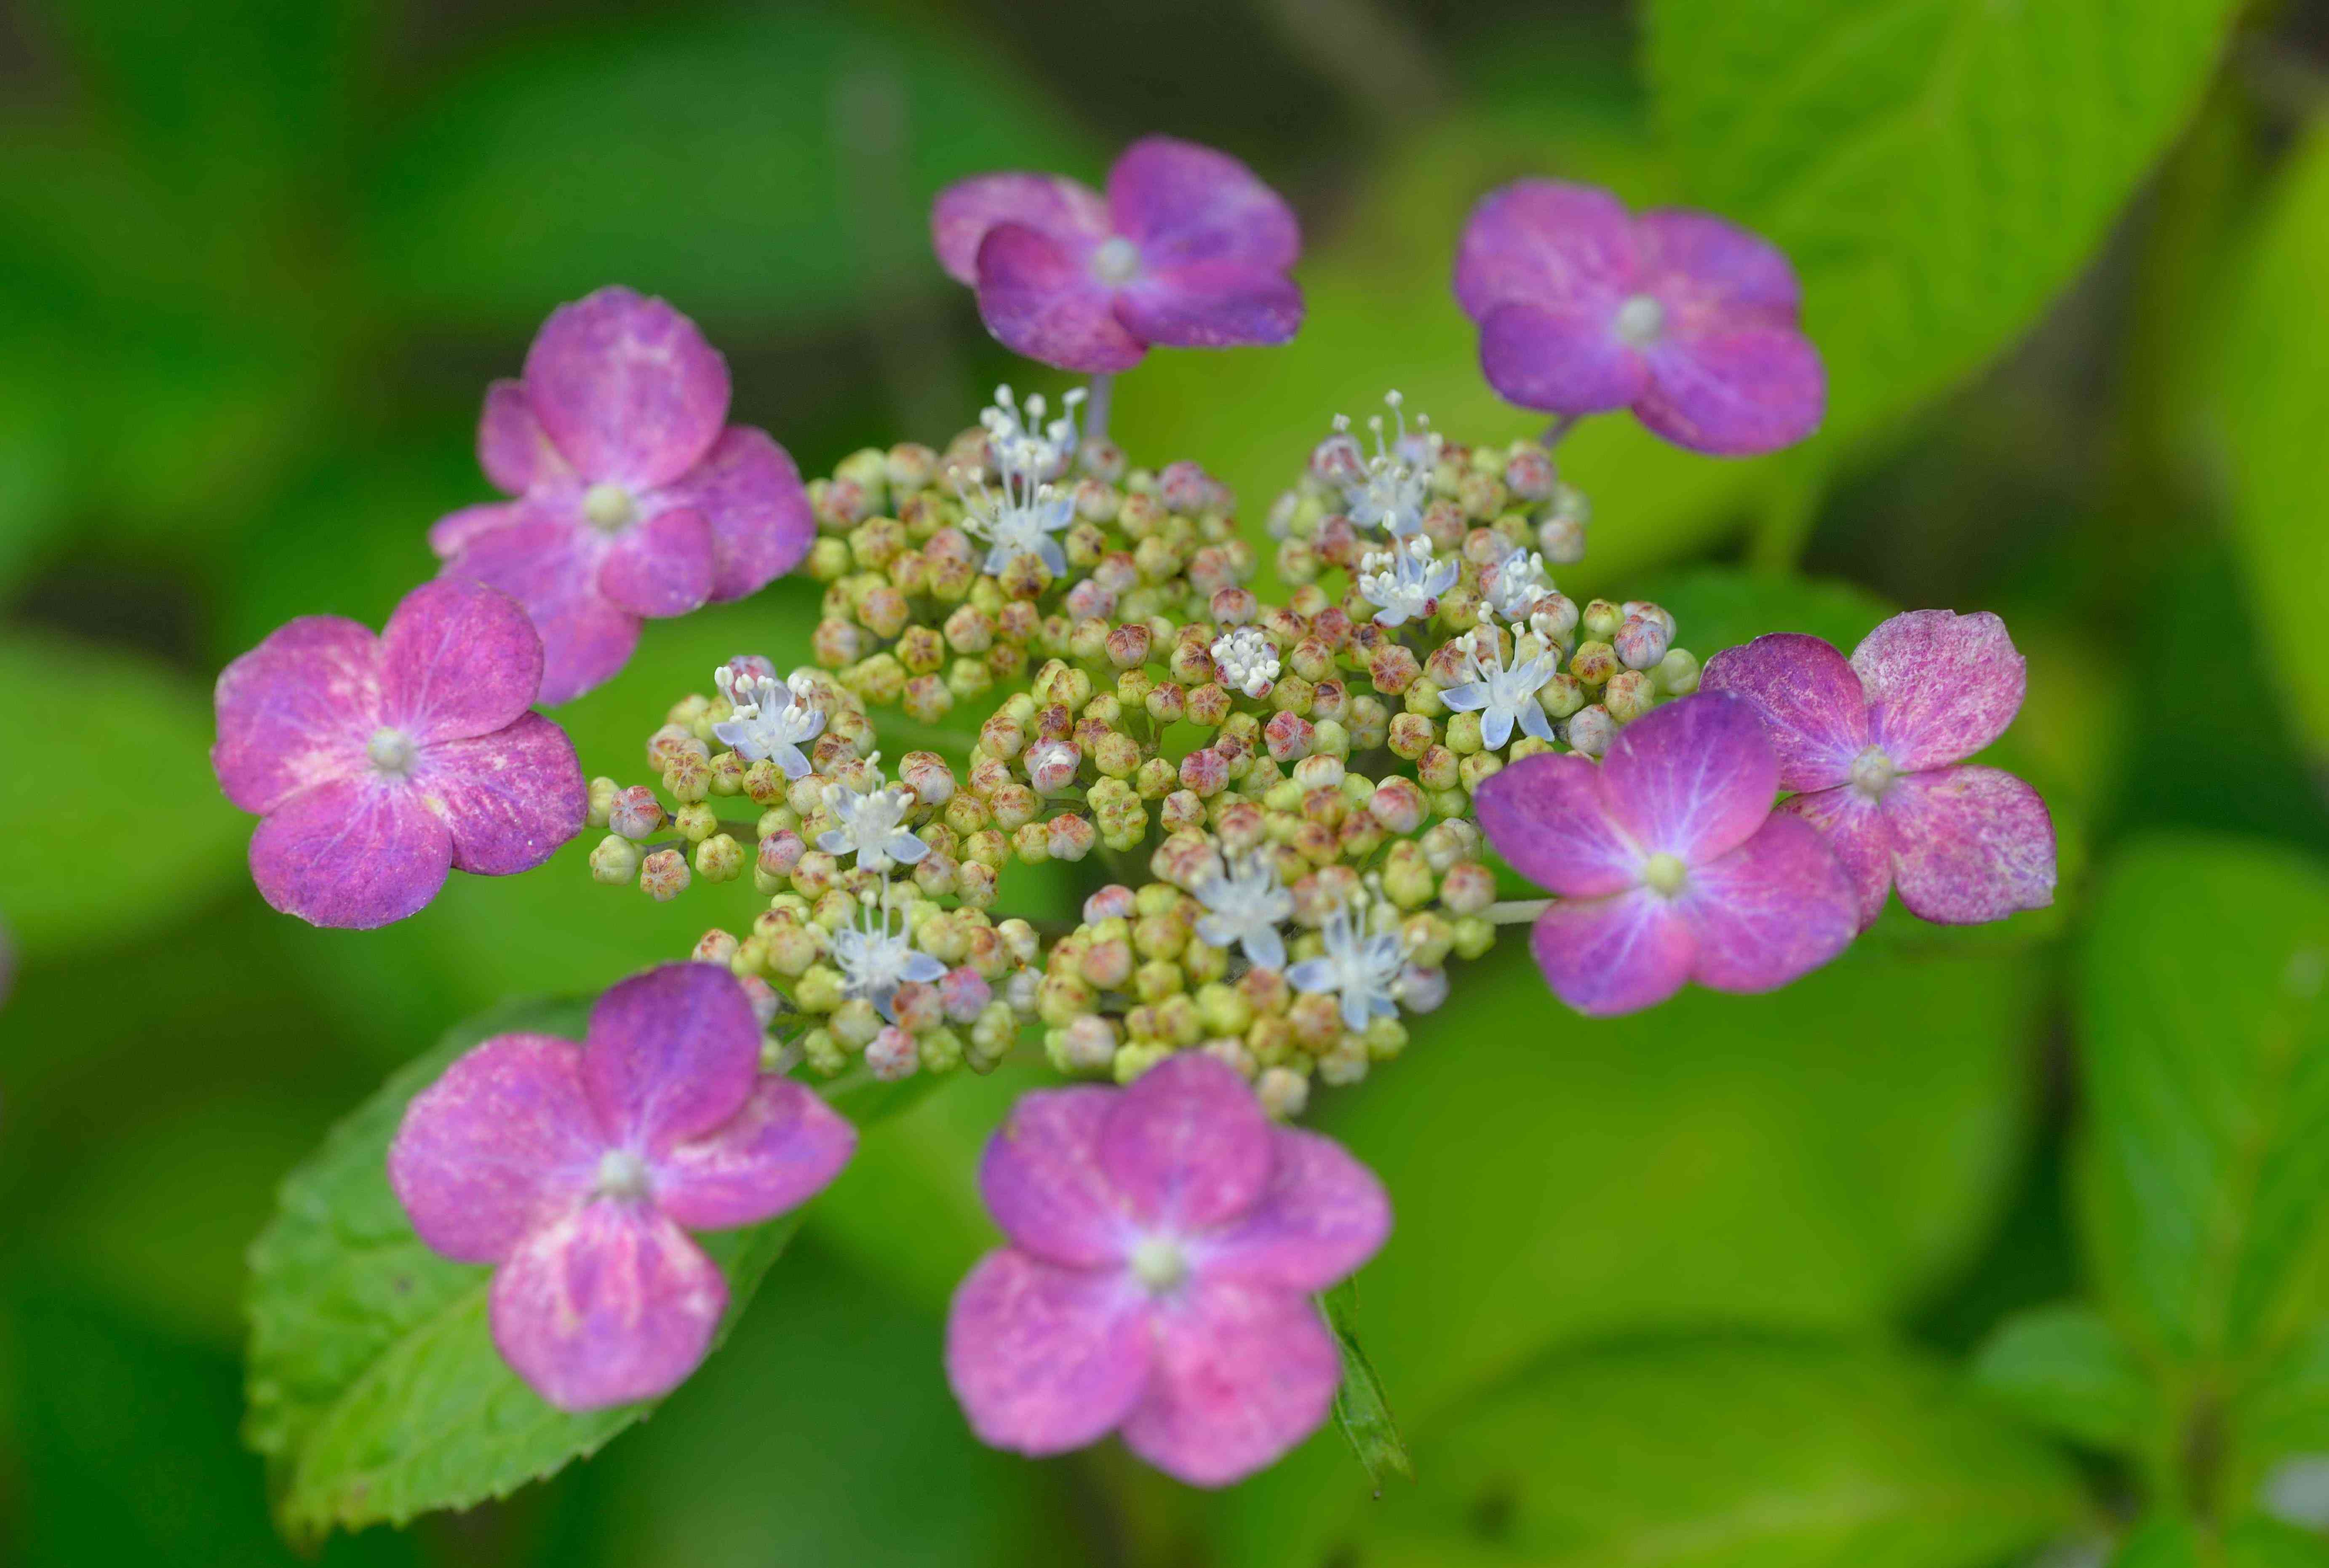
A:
[830,885,945,1022]
[816,760,928,873]
[1210,626,1279,700]
[1357,534,1458,628]
[1338,390,1441,537]
[1194,853,1294,971]
[1286,897,1405,1033]
[1439,620,1558,750]
[952,385,1083,577]
[711,668,826,778]
[1482,543,1555,621]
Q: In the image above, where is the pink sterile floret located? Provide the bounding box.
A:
[1702,608,2057,930]
[946,1054,1388,1487]
[932,136,1303,375]
[1473,692,1860,1017]
[430,286,815,704]
[389,963,856,1410]
[1453,179,1824,457]
[211,577,585,930]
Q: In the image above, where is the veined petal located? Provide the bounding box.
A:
[1680,814,1858,993]
[1635,208,1803,321]
[974,222,1147,374]
[212,615,378,814]
[489,1200,728,1410]
[598,507,715,620]
[414,713,585,876]
[522,286,729,491]
[931,171,1110,285]
[379,577,544,745]
[248,776,452,930]
[1783,784,1897,930]
[945,1248,1151,1456]
[1600,693,1779,863]
[1119,1277,1340,1488]
[1882,765,2056,925]
[1472,751,1640,898]
[428,500,532,561]
[1106,135,1299,271]
[1701,632,1868,792]
[1115,262,1302,349]
[477,378,571,495]
[1199,1128,1389,1293]
[657,427,814,602]
[1636,324,1824,457]
[583,963,760,1153]
[441,518,638,705]
[1100,1053,1273,1231]
[1453,178,1638,321]
[1852,609,2027,771]
[980,1087,1136,1269]
[1526,890,1696,1017]
[652,1076,856,1231]
[388,1033,603,1263]
[1476,301,1644,417]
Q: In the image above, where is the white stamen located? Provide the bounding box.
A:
[1850,745,1899,799]
[951,386,1082,577]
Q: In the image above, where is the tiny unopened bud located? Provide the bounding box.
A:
[1566,704,1616,757]
[694,928,740,965]
[589,834,641,885]
[1255,1066,1309,1119]
[639,847,691,901]
[695,833,745,882]
[1614,614,1671,670]
[1605,669,1656,723]
[608,784,665,841]
[866,1025,919,1082]
[1655,647,1701,696]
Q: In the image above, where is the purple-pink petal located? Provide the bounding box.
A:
[388,1033,603,1264]
[1527,890,1696,1017]
[975,222,1148,374]
[1472,751,1641,898]
[1100,1053,1272,1232]
[1115,262,1302,350]
[441,518,641,706]
[1117,1277,1341,1488]
[1883,766,2057,924]
[980,1087,1135,1269]
[597,506,714,619]
[1200,1127,1389,1294]
[1636,208,1802,321]
[377,578,543,746]
[651,1075,857,1232]
[1106,136,1299,272]
[477,378,571,495]
[583,964,759,1154]
[490,1199,729,1411]
[521,286,729,492]
[1453,178,1637,322]
[1476,301,1645,417]
[1852,610,2026,771]
[415,714,586,875]
[430,500,532,560]
[248,775,452,930]
[1784,785,1897,930]
[1635,323,1825,457]
[931,171,1111,286]
[1700,633,1869,792]
[659,426,815,602]
[1599,693,1779,864]
[211,614,378,814]
[1679,814,1858,993]
[945,1247,1150,1456]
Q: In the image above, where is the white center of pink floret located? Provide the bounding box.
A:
[1614,294,1665,347]
[367,727,417,777]
[1129,1234,1189,1293]
[583,481,636,532]
[1090,236,1141,286]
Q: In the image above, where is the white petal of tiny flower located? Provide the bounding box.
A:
[1194,854,1294,970]
[1438,622,1554,753]
[817,763,927,873]
[954,385,1083,576]
[1485,545,1555,620]
[831,886,942,1022]
[1289,899,1406,1033]
[1338,391,1441,537]
[1210,626,1279,699]
[1358,535,1459,629]
[711,670,827,778]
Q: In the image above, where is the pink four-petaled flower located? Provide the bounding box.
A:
[389,963,856,1410]
[932,136,1303,374]
[430,286,815,704]
[1454,179,1824,457]
[212,578,585,929]
[946,1054,1388,1487]
[1703,609,2057,930]
[1474,692,1859,1016]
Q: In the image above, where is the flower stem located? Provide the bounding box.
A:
[1084,373,1115,446]
[1485,898,1550,924]
[1539,414,1577,450]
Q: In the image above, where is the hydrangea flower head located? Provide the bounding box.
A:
[388,962,856,1409]
[1474,692,1859,1015]
[1193,852,1295,971]
[1286,895,1406,1032]
[1438,620,1560,750]
[1357,534,1458,628]
[1702,609,2056,929]
[817,760,929,873]
[429,286,815,703]
[931,136,1303,373]
[710,665,825,779]
[830,886,947,1021]
[946,1054,1388,1486]
[1455,180,1824,456]
[953,385,1081,577]
[212,579,585,929]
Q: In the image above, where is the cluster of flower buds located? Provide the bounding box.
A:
[591,383,1735,1109]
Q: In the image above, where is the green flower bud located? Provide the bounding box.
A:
[589,834,641,885]
[1655,647,1701,696]
[832,998,883,1050]
[674,801,719,842]
[695,833,745,882]
[587,777,620,827]
[639,847,690,901]
[1450,915,1496,962]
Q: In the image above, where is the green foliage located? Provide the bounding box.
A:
[1242,1337,2085,1568]
[1638,565,1894,659]
[243,996,922,1547]
[2213,122,2329,757]
[1973,1303,2159,1453]
[0,632,244,958]
[1321,1277,1413,1494]
[1646,0,2240,453]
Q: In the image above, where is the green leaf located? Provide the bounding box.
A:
[2211,123,2329,757]
[357,5,1090,333]
[1973,1302,2161,1453]
[0,632,246,959]
[1234,1337,2084,1568]
[1321,1277,1413,1494]
[1645,0,2240,454]
[1638,565,1894,662]
[2075,837,2329,1376]
[2230,1519,2329,1568]
[2111,1518,2202,1568]
[243,995,924,1546]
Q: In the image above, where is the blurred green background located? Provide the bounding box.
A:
[5,0,2329,1563]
